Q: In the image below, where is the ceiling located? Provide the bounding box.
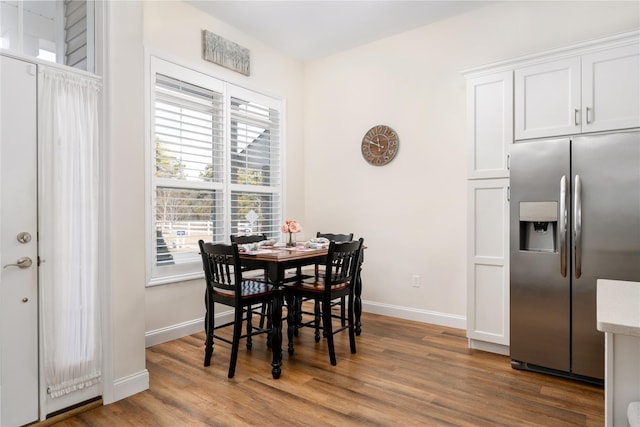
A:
[186,1,491,61]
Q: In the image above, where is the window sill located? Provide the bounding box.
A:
[147,271,204,287]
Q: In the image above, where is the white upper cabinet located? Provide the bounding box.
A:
[515,40,640,140]
[466,71,513,179]
[515,58,581,140]
[581,44,640,133]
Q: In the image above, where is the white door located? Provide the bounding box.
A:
[466,178,510,349]
[0,56,39,426]
[582,43,640,133]
[514,57,581,140]
[466,70,513,179]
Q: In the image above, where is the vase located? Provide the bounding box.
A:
[286,232,295,247]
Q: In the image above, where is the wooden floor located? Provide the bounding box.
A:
[50,310,604,426]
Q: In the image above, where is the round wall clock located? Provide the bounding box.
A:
[361,125,399,166]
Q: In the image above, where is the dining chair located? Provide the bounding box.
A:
[198,240,274,378]
[291,232,355,341]
[316,232,353,319]
[294,231,353,342]
[230,233,270,327]
[286,238,364,366]
[307,232,354,333]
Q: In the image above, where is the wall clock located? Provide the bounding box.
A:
[361,125,399,166]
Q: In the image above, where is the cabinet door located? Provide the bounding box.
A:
[582,43,640,133]
[515,58,581,140]
[466,71,513,179]
[466,179,510,346]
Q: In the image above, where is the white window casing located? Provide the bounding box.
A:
[148,56,283,284]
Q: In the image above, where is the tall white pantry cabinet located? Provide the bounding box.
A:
[465,30,640,355]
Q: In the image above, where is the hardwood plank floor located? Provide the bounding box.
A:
[50,310,603,426]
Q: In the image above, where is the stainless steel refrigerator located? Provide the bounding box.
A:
[509,130,640,383]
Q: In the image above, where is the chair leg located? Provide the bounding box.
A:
[259,302,267,329]
[204,291,214,367]
[266,302,273,348]
[348,295,356,354]
[314,299,322,343]
[228,308,244,378]
[323,299,337,366]
[340,296,346,327]
[246,306,253,350]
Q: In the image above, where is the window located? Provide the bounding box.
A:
[149,57,283,283]
[0,0,95,72]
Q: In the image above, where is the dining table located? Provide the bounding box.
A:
[239,245,364,379]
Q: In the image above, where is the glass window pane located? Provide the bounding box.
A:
[0,2,19,51]
[155,187,221,268]
[231,191,280,238]
[0,0,93,71]
[23,1,57,61]
[154,74,223,183]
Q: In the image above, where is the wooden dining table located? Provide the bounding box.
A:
[239,246,364,379]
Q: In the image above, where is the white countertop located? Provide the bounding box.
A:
[597,279,640,337]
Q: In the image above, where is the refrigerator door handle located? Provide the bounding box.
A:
[574,175,582,278]
[560,175,568,277]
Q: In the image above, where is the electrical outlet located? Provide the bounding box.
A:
[412,274,421,288]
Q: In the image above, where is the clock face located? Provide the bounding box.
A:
[361,125,399,166]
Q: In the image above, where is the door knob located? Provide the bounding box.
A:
[3,257,33,269]
[17,232,32,244]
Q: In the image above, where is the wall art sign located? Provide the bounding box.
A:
[202,30,250,76]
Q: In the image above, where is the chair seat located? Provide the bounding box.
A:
[293,278,349,293]
[213,280,273,298]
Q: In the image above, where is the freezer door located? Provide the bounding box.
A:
[510,138,571,372]
[571,131,640,379]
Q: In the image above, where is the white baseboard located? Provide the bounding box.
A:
[105,369,149,404]
[145,304,465,349]
[145,311,235,348]
[468,338,510,356]
[145,318,205,348]
[361,301,466,330]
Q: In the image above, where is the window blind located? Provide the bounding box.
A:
[230,96,281,238]
[152,73,224,276]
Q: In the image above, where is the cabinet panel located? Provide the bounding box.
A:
[474,186,506,258]
[582,43,640,133]
[466,179,510,346]
[515,58,581,140]
[467,71,512,179]
[473,264,506,336]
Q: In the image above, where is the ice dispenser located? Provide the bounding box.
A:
[519,201,558,252]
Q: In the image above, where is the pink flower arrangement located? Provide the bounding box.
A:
[281,219,302,233]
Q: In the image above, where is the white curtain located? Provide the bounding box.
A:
[39,67,101,398]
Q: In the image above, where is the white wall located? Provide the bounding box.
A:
[302,1,640,326]
[106,0,148,402]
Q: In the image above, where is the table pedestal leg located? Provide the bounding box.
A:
[285,293,295,355]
